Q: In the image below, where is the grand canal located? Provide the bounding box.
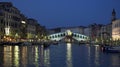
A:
[0,43,120,67]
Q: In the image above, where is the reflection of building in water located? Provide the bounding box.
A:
[87,45,91,67]
[0,46,4,67]
[66,43,72,67]
[3,46,32,67]
[86,45,100,67]
[27,45,39,66]
[44,48,50,67]
[20,46,28,67]
[3,46,20,67]
[13,46,20,67]
[2,45,45,67]
[35,46,39,66]
[111,55,120,67]
[34,46,44,67]
[39,45,44,67]
[3,46,13,67]
[32,45,44,67]
[27,45,35,65]
[94,45,100,67]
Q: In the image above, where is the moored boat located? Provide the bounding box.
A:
[102,45,120,53]
[20,42,32,46]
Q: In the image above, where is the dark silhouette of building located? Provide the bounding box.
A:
[112,8,116,21]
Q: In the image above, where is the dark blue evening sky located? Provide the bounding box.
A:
[1,0,120,28]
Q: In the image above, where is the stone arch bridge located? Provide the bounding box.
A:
[47,30,89,43]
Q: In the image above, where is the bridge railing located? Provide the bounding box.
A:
[47,32,89,42]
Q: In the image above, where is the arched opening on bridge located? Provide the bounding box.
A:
[47,30,89,43]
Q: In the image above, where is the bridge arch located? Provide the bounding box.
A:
[47,30,89,42]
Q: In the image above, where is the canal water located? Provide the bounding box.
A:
[0,43,120,67]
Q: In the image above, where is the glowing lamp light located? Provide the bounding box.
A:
[67,30,72,36]
[21,21,26,24]
[5,27,10,35]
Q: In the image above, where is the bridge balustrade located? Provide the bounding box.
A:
[47,31,89,42]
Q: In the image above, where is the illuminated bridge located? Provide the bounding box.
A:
[47,30,89,43]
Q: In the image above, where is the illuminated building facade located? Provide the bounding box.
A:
[0,2,26,41]
[100,24,112,44]
[26,18,47,41]
[36,25,47,39]
[27,18,39,41]
[111,9,120,40]
[89,23,103,43]
[112,19,120,40]
[0,2,47,42]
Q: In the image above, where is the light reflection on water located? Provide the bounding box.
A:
[44,47,50,67]
[94,45,100,67]
[0,44,120,67]
[14,46,19,67]
[66,43,72,67]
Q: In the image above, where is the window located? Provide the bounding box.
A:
[83,36,84,39]
[58,35,60,37]
[80,36,82,38]
[52,36,54,38]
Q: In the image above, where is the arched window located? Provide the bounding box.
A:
[77,34,79,37]
[61,34,63,37]
[55,35,57,38]
[83,36,84,39]
[80,36,82,38]
[74,34,77,37]
[52,36,54,38]
[63,33,65,36]
[58,34,60,37]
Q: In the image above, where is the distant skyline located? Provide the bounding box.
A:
[0,0,120,28]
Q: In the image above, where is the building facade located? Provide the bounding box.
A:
[112,19,120,40]
[0,2,23,41]
[61,26,85,34]
[89,23,103,43]
[84,27,90,38]
[0,2,46,42]
[100,24,112,44]
[27,18,39,41]
[111,9,120,41]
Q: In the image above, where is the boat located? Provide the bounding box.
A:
[102,45,120,53]
[20,42,32,46]
[52,40,59,45]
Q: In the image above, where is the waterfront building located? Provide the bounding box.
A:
[84,27,91,42]
[112,9,120,40]
[89,23,103,43]
[111,9,116,21]
[0,2,25,41]
[48,26,85,36]
[112,19,120,40]
[61,26,85,34]
[100,24,112,44]
[47,29,56,34]
[27,18,47,41]
[0,2,46,42]
[84,27,90,38]
[48,27,61,34]
[36,24,47,39]
[19,14,27,40]
[27,18,38,41]
[0,2,46,41]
